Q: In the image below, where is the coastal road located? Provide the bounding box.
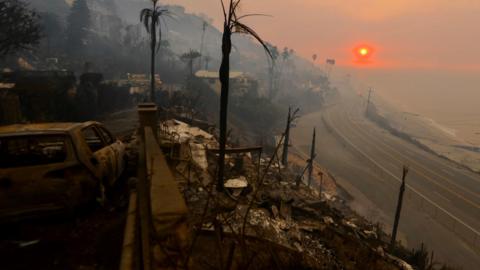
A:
[292,91,480,269]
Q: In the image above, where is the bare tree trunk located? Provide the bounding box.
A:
[217,25,232,191]
[281,107,291,167]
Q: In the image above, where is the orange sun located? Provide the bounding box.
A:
[359,47,369,56]
[354,45,374,62]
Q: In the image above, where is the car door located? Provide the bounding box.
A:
[96,125,125,180]
[81,126,116,186]
[0,134,74,217]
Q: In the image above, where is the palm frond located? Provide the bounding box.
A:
[233,21,272,59]
[227,0,241,23]
[220,0,227,21]
[143,16,151,33]
[236,13,271,20]
[156,20,162,53]
[155,7,169,14]
[140,8,151,21]
[158,9,173,21]
[231,0,242,18]
[140,8,152,32]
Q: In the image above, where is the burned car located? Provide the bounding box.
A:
[0,122,126,221]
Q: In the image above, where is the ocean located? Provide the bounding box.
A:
[339,68,480,145]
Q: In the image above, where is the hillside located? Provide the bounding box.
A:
[24,0,331,100]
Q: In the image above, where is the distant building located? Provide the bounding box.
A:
[194,70,255,97]
[123,73,162,95]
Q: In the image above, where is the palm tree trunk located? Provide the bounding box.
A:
[217,26,232,191]
[308,128,316,186]
[150,14,156,103]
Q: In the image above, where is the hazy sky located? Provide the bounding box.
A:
[163,0,480,71]
[161,0,480,143]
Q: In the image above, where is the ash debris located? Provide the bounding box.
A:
[157,118,412,270]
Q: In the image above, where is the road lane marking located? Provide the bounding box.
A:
[348,106,480,186]
[341,108,480,204]
[322,109,480,244]
[434,191,452,203]
[440,168,455,177]
[291,141,386,184]
[345,120,480,205]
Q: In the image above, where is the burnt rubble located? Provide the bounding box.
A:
[158,119,413,270]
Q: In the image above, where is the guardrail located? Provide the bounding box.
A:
[322,114,480,252]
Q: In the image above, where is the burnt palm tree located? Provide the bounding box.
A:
[217,0,272,191]
[140,0,169,103]
[181,49,201,76]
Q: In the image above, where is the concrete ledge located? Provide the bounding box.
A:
[138,103,158,138]
[144,127,188,238]
[119,192,138,270]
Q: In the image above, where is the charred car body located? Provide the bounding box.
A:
[0,122,125,221]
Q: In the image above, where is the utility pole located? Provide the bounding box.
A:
[282,107,299,168]
[308,127,316,187]
[390,165,409,252]
[282,107,292,167]
[366,87,373,115]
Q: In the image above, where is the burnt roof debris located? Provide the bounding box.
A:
[156,118,415,269]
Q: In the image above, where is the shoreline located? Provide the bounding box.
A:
[366,98,480,173]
